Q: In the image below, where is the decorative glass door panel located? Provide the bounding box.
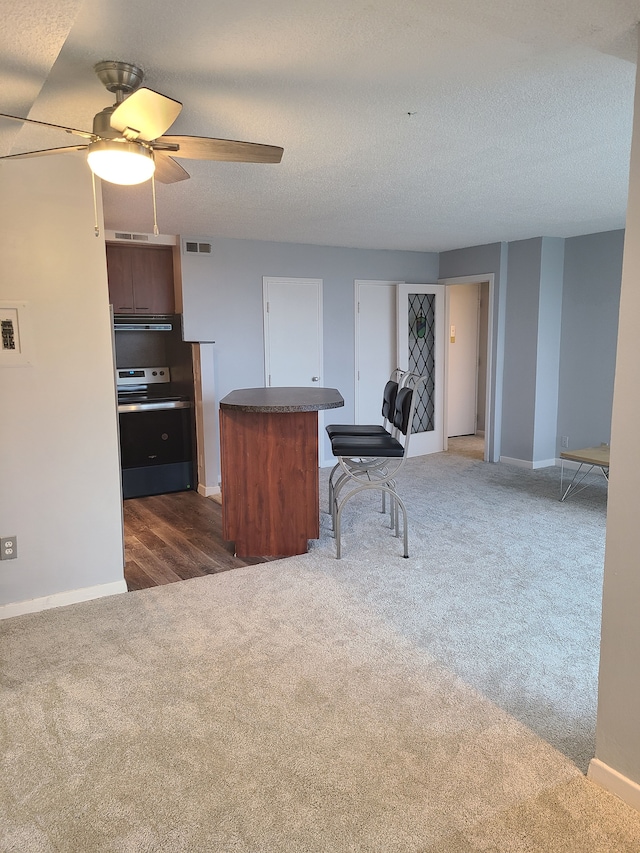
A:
[397,284,444,456]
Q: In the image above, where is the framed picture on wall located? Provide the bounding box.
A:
[0,302,34,367]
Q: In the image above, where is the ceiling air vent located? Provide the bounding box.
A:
[185,241,212,254]
[114,232,149,242]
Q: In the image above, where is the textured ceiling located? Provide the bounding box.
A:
[1,0,638,251]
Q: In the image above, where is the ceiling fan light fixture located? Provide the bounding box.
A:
[87,139,155,185]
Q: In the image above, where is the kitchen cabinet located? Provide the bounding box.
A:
[106,243,175,314]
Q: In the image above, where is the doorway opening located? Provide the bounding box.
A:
[355,276,497,462]
[441,275,495,463]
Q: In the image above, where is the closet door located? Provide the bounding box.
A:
[397,283,445,456]
[263,277,323,388]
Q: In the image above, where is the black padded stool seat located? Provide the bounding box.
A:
[329,386,413,459]
[326,423,390,439]
[330,433,404,457]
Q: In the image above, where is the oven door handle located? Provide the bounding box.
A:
[118,401,192,413]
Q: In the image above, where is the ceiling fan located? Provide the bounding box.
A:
[0,60,284,186]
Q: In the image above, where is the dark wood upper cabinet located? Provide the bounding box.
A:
[106,243,175,314]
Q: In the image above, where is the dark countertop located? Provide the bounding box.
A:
[219,387,344,413]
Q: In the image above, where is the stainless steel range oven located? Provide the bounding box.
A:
[116,366,194,499]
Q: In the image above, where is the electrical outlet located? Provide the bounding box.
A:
[0,536,17,560]
[561,436,569,449]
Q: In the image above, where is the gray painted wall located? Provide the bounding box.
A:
[532,238,564,463]
[557,230,623,451]
[501,238,544,461]
[442,233,622,466]
[180,236,438,474]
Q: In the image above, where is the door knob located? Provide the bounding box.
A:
[312,376,320,382]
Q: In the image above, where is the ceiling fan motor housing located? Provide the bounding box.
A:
[92,106,120,139]
[94,61,144,98]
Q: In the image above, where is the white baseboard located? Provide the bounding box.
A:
[499,456,556,469]
[198,483,221,497]
[500,456,532,468]
[588,758,640,812]
[532,458,556,470]
[0,580,128,621]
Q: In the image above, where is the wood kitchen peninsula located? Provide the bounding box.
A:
[219,387,344,557]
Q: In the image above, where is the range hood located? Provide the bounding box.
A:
[114,314,173,331]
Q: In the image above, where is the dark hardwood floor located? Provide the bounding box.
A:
[123,490,274,591]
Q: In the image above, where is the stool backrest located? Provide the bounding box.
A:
[392,386,414,435]
[381,380,399,421]
[391,373,430,454]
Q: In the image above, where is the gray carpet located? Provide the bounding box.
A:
[2,442,639,852]
[316,437,606,773]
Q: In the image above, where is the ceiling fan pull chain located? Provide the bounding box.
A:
[91,171,100,237]
[151,173,159,235]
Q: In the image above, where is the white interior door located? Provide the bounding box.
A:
[355,281,398,422]
[263,277,324,463]
[263,277,323,387]
[447,283,480,437]
[397,283,445,456]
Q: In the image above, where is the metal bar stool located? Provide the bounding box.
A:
[325,368,407,515]
[329,373,426,559]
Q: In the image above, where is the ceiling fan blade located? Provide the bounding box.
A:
[0,113,94,139]
[0,145,89,161]
[154,152,190,183]
[155,135,284,164]
[110,88,182,141]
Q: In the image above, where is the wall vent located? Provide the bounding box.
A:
[185,240,212,254]
[114,232,149,242]
[105,230,176,245]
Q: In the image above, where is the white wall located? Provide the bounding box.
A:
[589,32,640,807]
[0,156,125,615]
[192,342,220,496]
